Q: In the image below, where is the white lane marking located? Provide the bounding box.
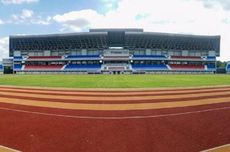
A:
[0,145,21,152]
[201,144,230,152]
[0,106,229,120]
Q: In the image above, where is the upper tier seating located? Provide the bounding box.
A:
[206,56,216,60]
[14,56,23,60]
[133,55,167,59]
[169,64,204,70]
[24,65,63,70]
[64,64,101,71]
[171,56,201,59]
[66,55,100,59]
[132,64,168,71]
[28,56,62,59]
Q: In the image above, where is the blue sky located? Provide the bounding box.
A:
[0,0,230,61]
[0,0,117,36]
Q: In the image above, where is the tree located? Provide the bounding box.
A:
[216,61,227,68]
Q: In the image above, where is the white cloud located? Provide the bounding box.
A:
[10,9,51,25]
[11,9,34,23]
[0,37,9,60]
[199,0,230,10]
[101,0,120,10]
[53,9,104,32]
[48,0,230,61]
[11,9,33,21]
[1,0,38,5]
[21,9,33,19]
[53,0,230,33]
[31,16,52,25]
[0,19,4,24]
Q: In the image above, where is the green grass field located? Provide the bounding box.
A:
[0,74,230,88]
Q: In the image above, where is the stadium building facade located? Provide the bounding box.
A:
[9,28,220,74]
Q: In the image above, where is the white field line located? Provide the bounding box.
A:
[0,106,229,120]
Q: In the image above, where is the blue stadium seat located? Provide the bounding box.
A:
[0,64,3,70]
[14,64,22,70]
[206,64,216,71]
[64,64,101,71]
[227,64,230,71]
[13,56,23,60]
[207,64,215,69]
[206,56,216,60]
[132,64,168,71]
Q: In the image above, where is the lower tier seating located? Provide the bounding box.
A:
[13,63,216,72]
[206,64,216,69]
[14,64,22,70]
[0,65,3,70]
[64,64,101,71]
[132,64,168,71]
[227,64,230,71]
[169,64,204,70]
[25,65,64,70]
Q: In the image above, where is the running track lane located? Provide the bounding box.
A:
[0,104,229,152]
[0,86,230,152]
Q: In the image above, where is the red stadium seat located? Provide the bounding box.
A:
[171,56,201,59]
[25,65,63,70]
[169,64,204,70]
[28,56,62,59]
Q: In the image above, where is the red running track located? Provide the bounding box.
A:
[0,104,229,152]
[0,86,230,152]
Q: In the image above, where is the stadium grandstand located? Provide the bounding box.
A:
[8,28,220,74]
[0,62,3,74]
[227,62,230,74]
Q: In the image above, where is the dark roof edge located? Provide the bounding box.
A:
[10,29,220,39]
[90,28,144,32]
[10,32,108,38]
[127,32,220,38]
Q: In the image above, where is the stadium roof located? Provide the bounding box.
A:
[10,28,220,56]
[10,28,219,39]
